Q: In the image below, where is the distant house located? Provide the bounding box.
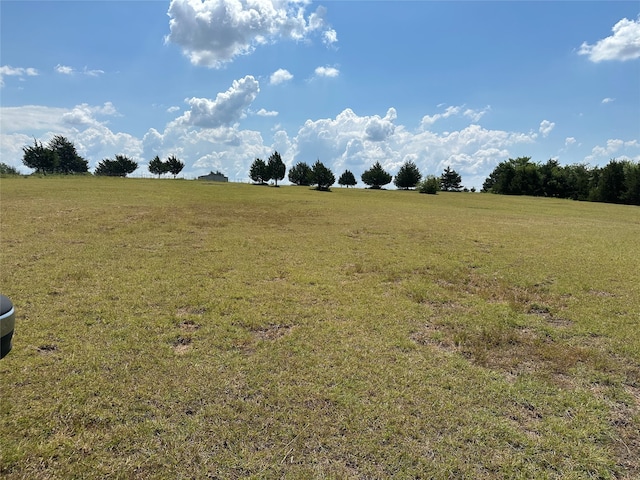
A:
[198,171,228,182]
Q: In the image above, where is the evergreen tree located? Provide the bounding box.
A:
[94,155,138,177]
[594,159,627,203]
[249,158,269,184]
[148,156,167,178]
[338,170,357,188]
[564,163,591,201]
[288,162,312,186]
[394,160,422,189]
[310,160,335,191]
[267,151,286,186]
[22,136,87,175]
[511,158,541,196]
[440,166,463,192]
[165,155,185,178]
[48,135,88,174]
[361,161,392,189]
[539,159,567,197]
[22,139,58,174]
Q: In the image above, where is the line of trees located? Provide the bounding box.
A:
[482,157,640,205]
[255,155,467,193]
[19,137,637,205]
[19,136,192,179]
[346,161,466,192]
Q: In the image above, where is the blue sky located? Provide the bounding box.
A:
[1,1,639,188]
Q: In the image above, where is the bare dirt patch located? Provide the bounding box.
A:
[178,319,201,331]
[251,324,294,341]
[172,335,192,354]
[37,344,58,354]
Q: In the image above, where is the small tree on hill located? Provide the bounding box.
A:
[22,136,88,175]
[361,162,392,189]
[288,162,312,186]
[148,156,167,178]
[418,175,440,194]
[311,160,335,191]
[94,155,138,177]
[440,166,463,191]
[267,151,286,186]
[166,155,185,178]
[249,158,269,184]
[0,162,20,175]
[394,160,422,189]
[338,170,357,188]
[48,135,88,174]
[22,139,58,174]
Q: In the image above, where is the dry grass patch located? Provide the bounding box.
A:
[1,177,639,478]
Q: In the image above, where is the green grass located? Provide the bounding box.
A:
[1,176,639,479]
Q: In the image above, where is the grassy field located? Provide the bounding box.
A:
[1,176,639,479]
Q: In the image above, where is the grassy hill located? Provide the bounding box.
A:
[1,176,639,478]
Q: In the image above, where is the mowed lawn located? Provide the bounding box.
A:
[1,176,639,479]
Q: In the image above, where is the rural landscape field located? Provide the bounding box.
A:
[1,176,639,479]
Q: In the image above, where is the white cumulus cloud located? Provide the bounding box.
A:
[166,0,336,68]
[174,75,259,128]
[539,120,555,138]
[323,29,337,46]
[579,16,640,62]
[364,108,397,141]
[601,97,615,104]
[0,65,38,87]
[270,68,293,85]
[586,138,640,163]
[314,65,339,78]
[256,108,278,117]
[62,102,119,127]
[0,105,67,133]
[55,64,74,75]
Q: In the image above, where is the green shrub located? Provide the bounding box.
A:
[417,175,440,194]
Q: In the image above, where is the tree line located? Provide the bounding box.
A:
[250,153,468,193]
[482,157,640,206]
[14,137,639,205]
[18,136,185,178]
